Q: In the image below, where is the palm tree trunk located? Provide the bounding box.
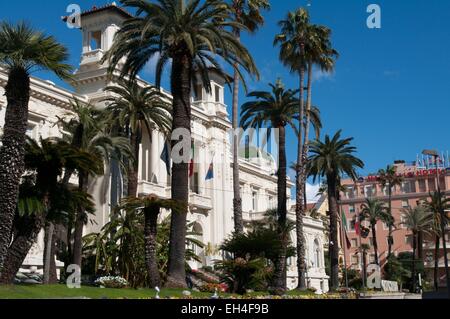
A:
[0,213,45,284]
[417,230,424,261]
[277,126,287,225]
[434,234,440,291]
[272,126,288,294]
[49,228,58,284]
[362,250,368,285]
[0,67,30,274]
[231,28,244,235]
[166,52,192,289]
[387,187,393,258]
[412,231,417,292]
[295,56,307,290]
[72,173,88,269]
[371,223,379,265]
[144,208,161,288]
[43,222,55,284]
[128,132,140,198]
[327,174,340,290]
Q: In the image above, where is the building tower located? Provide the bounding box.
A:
[70,3,132,103]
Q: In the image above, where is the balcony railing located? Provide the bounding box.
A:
[81,49,104,65]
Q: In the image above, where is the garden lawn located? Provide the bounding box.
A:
[0,284,214,299]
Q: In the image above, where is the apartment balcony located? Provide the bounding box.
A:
[138,181,170,199]
[80,49,104,66]
[189,192,213,212]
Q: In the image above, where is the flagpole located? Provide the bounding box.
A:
[340,208,349,288]
[358,212,365,290]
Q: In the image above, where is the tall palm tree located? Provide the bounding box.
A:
[240,79,299,293]
[400,206,433,292]
[378,165,403,258]
[0,22,72,273]
[307,130,364,290]
[118,195,182,288]
[226,0,270,235]
[104,0,258,288]
[103,79,171,198]
[59,100,131,271]
[421,191,450,291]
[274,8,338,289]
[360,198,392,266]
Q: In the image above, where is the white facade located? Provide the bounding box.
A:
[0,3,328,292]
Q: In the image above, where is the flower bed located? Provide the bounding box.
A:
[94,276,128,289]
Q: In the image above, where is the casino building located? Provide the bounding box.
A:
[339,160,450,288]
[0,3,329,291]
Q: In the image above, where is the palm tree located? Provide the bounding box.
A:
[118,195,182,288]
[378,165,403,258]
[274,8,338,289]
[26,137,101,284]
[226,0,270,235]
[104,0,258,288]
[0,22,72,273]
[307,130,364,290]
[59,100,131,271]
[240,79,299,293]
[103,79,171,198]
[400,206,433,292]
[0,180,95,285]
[422,191,450,291]
[360,198,392,266]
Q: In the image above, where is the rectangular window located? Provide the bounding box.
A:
[418,179,427,193]
[402,181,416,194]
[346,187,355,199]
[350,219,356,231]
[190,172,199,194]
[214,85,221,103]
[351,256,359,265]
[194,84,203,100]
[252,191,258,212]
[351,239,358,248]
[349,205,356,214]
[90,30,102,50]
[369,254,376,264]
[402,200,409,208]
[428,178,436,192]
[439,176,446,191]
[369,238,374,247]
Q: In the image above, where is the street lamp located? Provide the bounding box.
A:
[422,149,450,298]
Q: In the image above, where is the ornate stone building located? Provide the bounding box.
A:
[0,3,329,292]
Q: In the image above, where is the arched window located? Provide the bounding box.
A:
[314,239,321,268]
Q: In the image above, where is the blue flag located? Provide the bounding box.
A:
[205,163,214,181]
[161,140,171,176]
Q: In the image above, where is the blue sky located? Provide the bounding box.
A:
[2,0,450,191]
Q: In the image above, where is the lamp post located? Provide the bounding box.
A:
[422,149,450,298]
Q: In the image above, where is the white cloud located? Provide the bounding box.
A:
[312,69,334,83]
[306,183,321,204]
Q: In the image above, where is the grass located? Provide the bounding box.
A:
[0,284,325,300]
[0,284,213,299]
